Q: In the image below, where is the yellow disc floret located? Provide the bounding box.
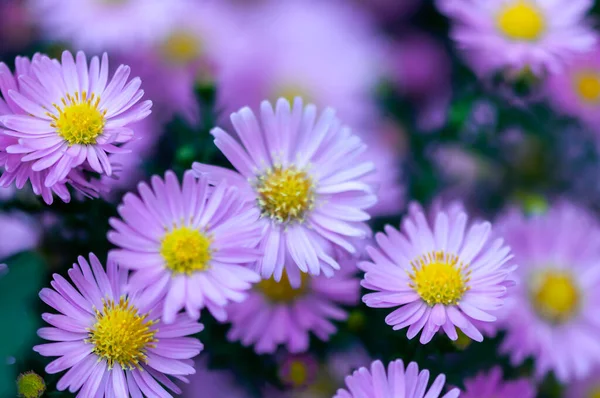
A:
[256,165,315,224]
[51,91,106,145]
[161,227,213,275]
[161,30,202,65]
[410,251,469,306]
[496,0,546,41]
[87,297,157,370]
[530,270,580,323]
[16,371,45,398]
[574,71,600,103]
[257,272,308,303]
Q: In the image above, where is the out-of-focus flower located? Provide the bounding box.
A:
[182,357,251,398]
[0,212,40,260]
[34,254,203,397]
[460,367,535,398]
[109,171,262,323]
[193,98,376,286]
[0,51,152,202]
[217,0,384,127]
[358,122,406,217]
[360,203,516,344]
[438,0,597,77]
[546,45,600,130]
[226,256,360,354]
[0,0,35,52]
[278,354,319,390]
[334,359,460,398]
[565,368,600,398]
[387,33,452,131]
[498,203,600,382]
[27,0,185,52]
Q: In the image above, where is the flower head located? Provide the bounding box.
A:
[34,253,203,397]
[497,203,600,382]
[0,51,151,200]
[109,170,262,322]
[438,0,597,76]
[334,359,460,398]
[193,98,376,286]
[360,202,516,344]
[16,371,45,398]
[226,255,360,354]
[461,367,535,398]
[28,0,185,52]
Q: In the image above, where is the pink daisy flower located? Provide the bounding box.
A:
[497,203,600,382]
[108,170,262,323]
[438,0,597,76]
[460,367,535,398]
[0,50,152,196]
[334,359,460,398]
[193,98,377,286]
[216,0,383,127]
[225,255,360,354]
[360,203,516,344]
[34,253,203,397]
[27,0,186,52]
[546,45,600,130]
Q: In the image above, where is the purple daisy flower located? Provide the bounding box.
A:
[225,255,360,354]
[334,359,460,398]
[34,253,203,397]
[461,367,535,398]
[193,97,377,286]
[27,0,186,52]
[108,170,262,323]
[0,50,152,191]
[437,0,597,76]
[497,203,600,382]
[360,202,516,344]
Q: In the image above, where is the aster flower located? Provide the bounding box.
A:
[334,359,460,398]
[546,45,600,130]
[461,367,535,398]
[437,0,597,76]
[497,203,600,382]
[226,255,360,354]
[216,0,383,127]
[27,0,186,52]
[109,170,262,323]
[360,202,516,344]
[34,253,203,397]
[193,98,377,286]
[0,50,152,193]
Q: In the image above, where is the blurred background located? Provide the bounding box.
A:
[1,0,600,397]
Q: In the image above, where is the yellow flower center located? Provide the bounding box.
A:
[496,0,546,41]
[409,251,469,306]
[87,297,157,370]
[16,372,45,398]
[161,30,202,65]
[160,227,213,275]
[288,360,309,388]
[530,270,580,323]
[273,85,311,105]
[574,71,600,103]
[257,272,308,303]
[50,92,106,146]
[256,166,315,223]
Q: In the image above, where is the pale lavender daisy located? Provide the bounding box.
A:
[0,50,152,190]
[225,255,360,354]
[108,170,262,323]
[334,359,460,398]
[360,203,516,344]
[438,0,597,76]
[34,253,203,397]
[461,367,535,398]
[27,0,186,52]
[497,203,600,382]
[193,98,377,286]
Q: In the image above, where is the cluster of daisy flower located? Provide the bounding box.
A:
[1,0,600,397]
